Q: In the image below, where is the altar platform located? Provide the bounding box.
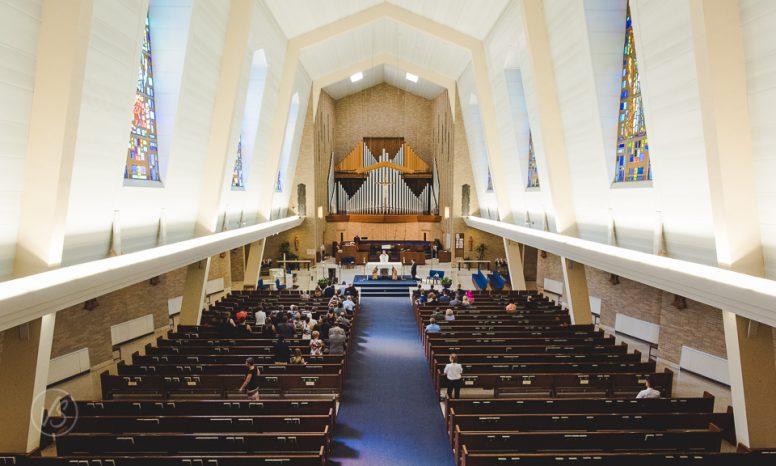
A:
[353,275,417,286]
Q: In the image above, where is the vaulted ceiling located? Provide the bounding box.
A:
[263,0,511,100]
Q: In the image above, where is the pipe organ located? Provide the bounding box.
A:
[328,138,439,216]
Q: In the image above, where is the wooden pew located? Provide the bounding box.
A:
[0,453,327,466]
[459,450,776,466]
[454,426,722,464]
[55,431,328,455]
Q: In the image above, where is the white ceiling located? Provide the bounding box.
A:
[323,63,446,100]
[298,18,471,81]
[263,0,509,40]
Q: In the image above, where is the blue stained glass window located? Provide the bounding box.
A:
[232,136,244,188]
[614,3,652,183]
[124,15,160,182]
[526,132,540,188]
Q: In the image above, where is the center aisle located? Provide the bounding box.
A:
[330,296,455,466]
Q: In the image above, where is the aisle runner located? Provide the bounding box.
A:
[330,297,455,466]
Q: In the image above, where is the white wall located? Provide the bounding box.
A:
[740,0,776,279]
[457,63,498,218]
[0,0,43,280]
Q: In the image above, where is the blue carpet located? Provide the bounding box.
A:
[329,297,455,466]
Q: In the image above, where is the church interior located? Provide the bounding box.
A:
[1,0,776,464]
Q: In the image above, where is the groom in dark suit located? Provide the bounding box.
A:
[410,259,418,281]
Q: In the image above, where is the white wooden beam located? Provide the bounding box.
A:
[465,216,776,329]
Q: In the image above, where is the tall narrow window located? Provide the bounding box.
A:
[486,167,494,192]
[276,170,283,193]
[526,132,540,188]
[614,4,651,183]
[232,136,244,188]
[124,15,160,182]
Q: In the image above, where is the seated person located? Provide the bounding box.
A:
[342,296,356,313]
[431,308,446,322]
[636,379,661,399]
[461,295,471,307]
[505,301,517,313]
[425,318,441,333]
[439,292,451,304]
[415,294,427,306]
[445,309,456,321]
[289,348,306,365]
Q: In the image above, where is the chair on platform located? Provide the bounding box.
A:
[257,279,269,291]
[427,269,445,284]
[488,271,506,290]
[275,279,286,291]
[472,270,489,290]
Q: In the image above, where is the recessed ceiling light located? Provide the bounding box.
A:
[350,72,363,82]
[405,72,418,83]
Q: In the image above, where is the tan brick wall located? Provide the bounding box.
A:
[658,294,726,362]
[536,253,727,365]
[51,267,187,364]
[334,83,433,165]
[230,247,245,282]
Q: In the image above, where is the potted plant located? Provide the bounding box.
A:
[475,243,488,261]
[440,277,453,289]
[317,277,330,289]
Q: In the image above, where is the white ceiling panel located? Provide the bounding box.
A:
[299,18,471,81]
[264,0,509,41]
[263,0,382,39]
[388,0,509,39]
[323,63,445,100]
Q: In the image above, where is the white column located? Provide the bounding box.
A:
[517,0,591,322]
[183,0,254,321]
[3,0,94,453]
[688,0,775,447]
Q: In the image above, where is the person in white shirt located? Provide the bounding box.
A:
[379,251,389,262]
[636,379,661,399]
[254,309,267,326]
[443,353,463,399]
[342,296,356,312]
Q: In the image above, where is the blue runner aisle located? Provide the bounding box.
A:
[329,297,455,466]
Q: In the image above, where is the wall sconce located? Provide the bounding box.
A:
[444,206,450,219]
[609,273,620,285]
[672,294,687,309]
[317,206,323,219]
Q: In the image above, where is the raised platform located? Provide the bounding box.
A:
[326,214,441,223]
[354,275,418,297]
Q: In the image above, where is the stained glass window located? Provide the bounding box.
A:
[124,15,160,182]
[232,136,244,189]
[486,167,494,192]
[614,4,651,183]
[526,132,540,188]
[276,170,283,193]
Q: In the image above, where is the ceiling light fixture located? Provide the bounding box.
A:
[405,72,418,83]
[350,72,363,83]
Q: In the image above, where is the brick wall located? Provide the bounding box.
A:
[536,252,727,365]
[230,247,245,282]
[334,83,433,165]
[51,267,187,364]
